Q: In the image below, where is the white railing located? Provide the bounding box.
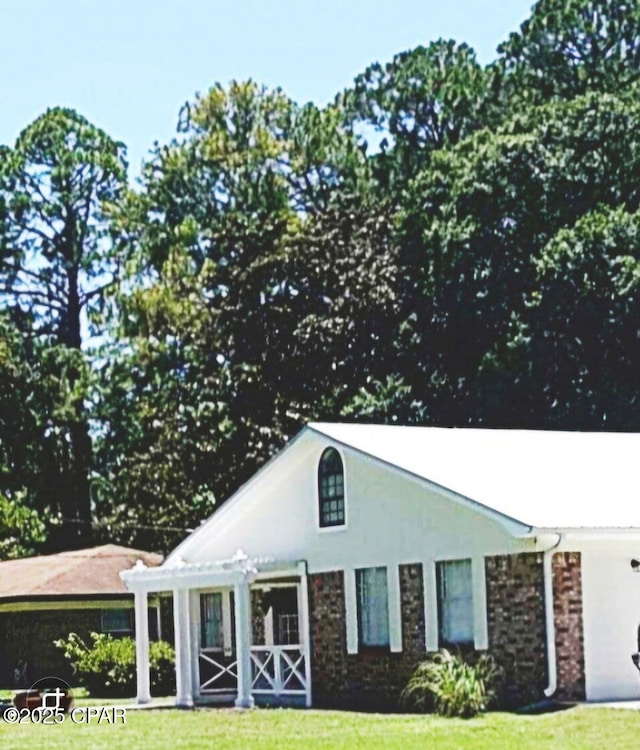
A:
[250,645,308,695]
[198,645,309,698]
[198,650,238,693]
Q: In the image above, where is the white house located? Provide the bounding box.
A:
[121,423,640,709]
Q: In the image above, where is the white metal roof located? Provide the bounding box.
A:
[308,423,640,530]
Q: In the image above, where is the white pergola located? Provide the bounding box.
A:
[120,550,310,709]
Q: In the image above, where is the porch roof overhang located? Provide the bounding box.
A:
[120,549,304,594]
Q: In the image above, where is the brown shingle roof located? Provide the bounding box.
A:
[0,544,162,600]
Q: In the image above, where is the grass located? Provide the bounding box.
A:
[2,704,640,749]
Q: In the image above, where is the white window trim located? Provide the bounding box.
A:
[472,555,488,650]
[316,445,348,533]
[424,560,440,652]
[388,565,403,653]
[345,569,358,654]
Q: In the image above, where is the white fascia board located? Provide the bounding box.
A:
[165,428,314,564]
[531,527,640,540]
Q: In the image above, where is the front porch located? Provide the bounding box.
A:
[120,551,312,708]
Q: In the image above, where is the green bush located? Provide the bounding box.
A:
[400,649,503,718]
[55,632,176,698]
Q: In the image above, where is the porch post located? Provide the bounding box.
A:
[297,563,313,707]
[233,577,255,709]
[134,589,151,704]
[173,588,194,708]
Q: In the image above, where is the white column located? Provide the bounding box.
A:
[134,589,151,704]
[233,578,255,709]
[297,566,313,707]
[173,588,194,708]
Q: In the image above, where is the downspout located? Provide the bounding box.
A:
[539,533,562,699]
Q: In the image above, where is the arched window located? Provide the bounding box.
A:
[318,447,345,528]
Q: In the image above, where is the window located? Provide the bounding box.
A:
[101,609,132,637]
[318,447,345,528]
[200,592,223,650]
[277,614,299,646]
[263,587,299,646]
[356,567,389,648]
[436,559,474,646]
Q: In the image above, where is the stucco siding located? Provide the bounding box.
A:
[182,433,529,575]
[579,539,640,701]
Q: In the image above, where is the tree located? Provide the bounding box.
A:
[0,492,46,560]
[499,0,640,102]
[0,311,53,555]
[0,108,127,546]
[91,253,224,551]
[92,83,395,547]
[340,40,496,194]
[512,207,640,428]
[398,91,640,426]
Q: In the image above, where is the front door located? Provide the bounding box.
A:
[197,591,237,695]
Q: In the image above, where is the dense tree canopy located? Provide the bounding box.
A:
[499,0,640,102]
[1,0,639,555]
[0,108,127,547]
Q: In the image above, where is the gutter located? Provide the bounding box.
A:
[538,532,562,698]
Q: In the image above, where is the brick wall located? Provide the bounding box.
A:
[485,553,548,707]
[308,553,584,710]
[308,564,425,710]
[552,551,585,701]
[400,564,426,658]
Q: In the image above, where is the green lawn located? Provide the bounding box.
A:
[1,705,640,750]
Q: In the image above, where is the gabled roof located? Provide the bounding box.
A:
[0,544,162,601]
[309,423,640,530]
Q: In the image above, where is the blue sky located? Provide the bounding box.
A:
[1,1,535,175]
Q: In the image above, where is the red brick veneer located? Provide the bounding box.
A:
[308,564,425,709]
[552,551,586,701]
[485,552,548,707]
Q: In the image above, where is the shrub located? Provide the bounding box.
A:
[149,639,176,696]
[55,632,176,698]
[400,649,503,718]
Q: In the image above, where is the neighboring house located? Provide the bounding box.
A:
[0,544,163,687]
[121,423,640,709]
